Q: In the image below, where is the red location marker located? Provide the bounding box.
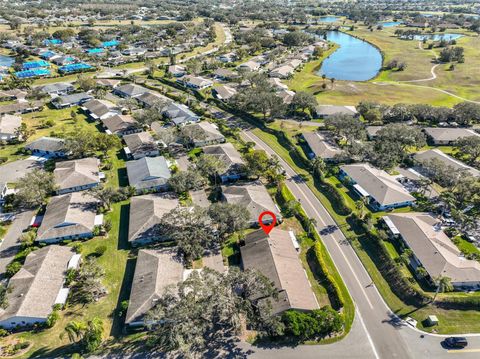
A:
[258,211,277,235]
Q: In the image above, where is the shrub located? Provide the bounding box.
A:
[282,306,343,339]
[46,310,60,328]
[94,245,107,257]
[6,261,22,277]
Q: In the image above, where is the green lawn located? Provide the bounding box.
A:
[288,24,480,106]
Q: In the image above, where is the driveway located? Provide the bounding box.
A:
[0,159,42,184]
[0,210,34,279]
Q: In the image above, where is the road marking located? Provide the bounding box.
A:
[243,130,375,310]
[447,349,480,354]
[357,309,381,359]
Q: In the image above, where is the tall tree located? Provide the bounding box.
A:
[14,169,56,209]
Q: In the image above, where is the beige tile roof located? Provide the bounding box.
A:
[0,246,75,322]
[240,228,318,314]
[385,213,480,286]
[125,249,184,325]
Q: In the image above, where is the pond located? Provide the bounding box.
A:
[0,55,14,68]
[317,31,383,81]
[380,21,403,27]
[413,33,464,41]
[318,16,341,23]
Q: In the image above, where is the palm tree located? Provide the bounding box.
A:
[355,198,367,220]
[416,266,428,279]
[64,320,87,343]
[330,77,336,89]
[432,275,453,303]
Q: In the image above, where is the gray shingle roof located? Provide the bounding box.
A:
[126,156,171,191]
[302,132,342,159]
[222,181,281,223]
[53,92,92,106]
[128,193,179,244]
[25,136,65,153]
[203,143,245,177]
[115,84,148,98]
[54,157,100,191]
[414,149,480,178]
[424,127,480,143]
[125,249,184,325]
[36,192,98,241]
[385,213,480,286]
[123,131,157,154]
[340,163,415,206]
[0,246,75,322]
[101,114,138,134]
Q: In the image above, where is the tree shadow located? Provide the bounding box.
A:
[110,256,137,338]
[118,167,129,187]
[118,204,130,250]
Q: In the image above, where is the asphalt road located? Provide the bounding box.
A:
[241,130,480,359]
[0,210,34,280]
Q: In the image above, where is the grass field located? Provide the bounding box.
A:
[288,24,480,106]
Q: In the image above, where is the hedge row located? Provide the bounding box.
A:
[276,183,345,310]
[317,178,352,216]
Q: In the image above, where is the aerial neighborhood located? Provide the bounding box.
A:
[0,0,479,358]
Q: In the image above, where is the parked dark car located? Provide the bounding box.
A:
[444,337,468,349]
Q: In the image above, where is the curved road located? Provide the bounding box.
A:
[241,130,480,359]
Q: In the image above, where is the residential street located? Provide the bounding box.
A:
[241,130,480,359]
[0,210,34,280]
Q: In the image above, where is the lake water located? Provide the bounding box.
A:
[413,33,464,41]
[0,55,13,68]
[381,21,403,27]
[318,16,341,23]
[317,31,383,81]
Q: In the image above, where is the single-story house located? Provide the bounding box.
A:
[0,114,22,142]
[114,84,149,99]
[82,99,120,120]
[237,60,261,72]
[128,193,179,246]
[0,101,43,116]
[126,156,171,193]
[269,65,295,79]
[121,47,147,56]
[125,249,184,327]
[51,92,93,109]
[168,65,186,77]
[183,121,225,147]
[38,82,74,96]
[301,132,342,161]
[96,79,121,89]
[314,105,358,119]
[414,149,480,178]
[339,163,416,211]
[383,213,480,290]
[54,157,101,194]
[123,131,159,160]
[36,192,102,244]
[101,114,141,137]
[0,89,27,101]
[203,143,246,183]
[176,75,213,90]
[213,68,239,81]
[136,91,171,108]
[50,55,76,66]
[269,77,288,91]
[423,127,480,146]
[0,246,80,329]
[222,181,282,225]
[162,102,200,126]
[240,228,319,314]
[212,85,237,101]
[25,136,67,157]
